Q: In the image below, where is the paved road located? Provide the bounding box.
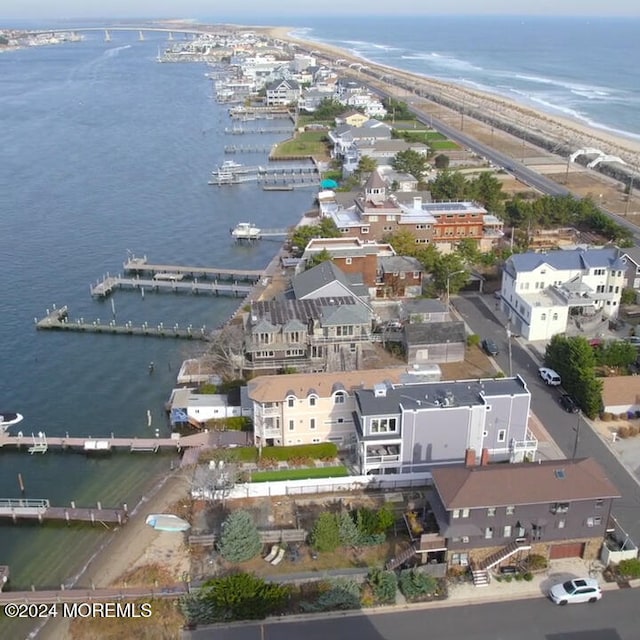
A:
[187,588,639,639]
[453,294,640,544]
[371,82,640,245]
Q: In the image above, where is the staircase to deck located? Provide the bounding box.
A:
[471,538,532,587]
[385,545,417,571]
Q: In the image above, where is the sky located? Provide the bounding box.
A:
[1,0,639,20]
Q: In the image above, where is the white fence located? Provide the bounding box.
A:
[196,472,433,500]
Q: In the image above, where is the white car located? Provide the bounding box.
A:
[548,578,602,605]
[539,367,562,386]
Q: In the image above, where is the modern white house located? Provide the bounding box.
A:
[500,247,626,341]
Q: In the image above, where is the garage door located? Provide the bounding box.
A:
[549,542,585,559]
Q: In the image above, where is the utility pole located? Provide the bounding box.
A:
[506,325,513,377]
[625,176,634,216]
[572,412,582,459]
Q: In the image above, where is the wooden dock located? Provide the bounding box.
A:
[0,429,212,455]
[35,307,211,341]
[89,275,253,297]
[122,256,265,280]
[0,498,127,525]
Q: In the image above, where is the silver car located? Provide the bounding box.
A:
[548,578,602,605]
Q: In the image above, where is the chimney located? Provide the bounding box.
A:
[464,448,476,467]
[480,448,490,466]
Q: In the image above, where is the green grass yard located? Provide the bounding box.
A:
[271,131,330,159]
[250,466,349,482]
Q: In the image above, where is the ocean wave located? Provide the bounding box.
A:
[400,50,482,72]
[513,72,611,95]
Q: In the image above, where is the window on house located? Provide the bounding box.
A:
[310,418,316,430]
[288,420,294,431]
[541,313,547,321]
[334,392,346,404]
[484,527,494,539]
[557,519,566,529]
[309,396,316,407]
[487,507,496,517]
[287,397,295,408]
[551,502,570,514]
[461,509,470,519]
[345,257,352,265]
[586,516,602,527]
[497,429,506,443]
[370,417,397,433]
[452,509,460,519]
[506,506,515,516]
[361,227,369,234]
[552,313,558,321]
[451,553,469,566]
[595,499,604,509]
[461,536,470,544]
[337,417,344,424]
[503,525,512,537]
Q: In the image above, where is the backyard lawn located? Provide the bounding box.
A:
[250,466,349,482]
[271,131,331,160]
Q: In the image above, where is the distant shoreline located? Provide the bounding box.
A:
[245,24,640,176]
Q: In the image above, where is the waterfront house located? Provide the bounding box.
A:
[353,375,535,475]
[500,247,626,341]
[265,78,300,106]
[248,367,409,448]
[292,260,369,302]
[167,387,250,429]
[428,457,620,575]
[243,296,374,373]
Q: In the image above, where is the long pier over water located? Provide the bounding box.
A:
[36,306,211,341]
[122,256,265,280]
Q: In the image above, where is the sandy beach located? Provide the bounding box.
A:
[40,472,192,639]
[258,25,640,171]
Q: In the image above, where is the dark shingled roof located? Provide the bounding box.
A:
[404,321,466,346]
[432,458,620,509]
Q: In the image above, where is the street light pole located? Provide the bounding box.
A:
[572,411,582,460]
[445,270,466,308]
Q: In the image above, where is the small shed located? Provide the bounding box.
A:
[403,321,466,365]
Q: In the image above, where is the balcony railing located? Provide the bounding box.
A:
[365,454,400,464]
[510,429,538,453]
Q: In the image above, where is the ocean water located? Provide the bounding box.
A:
[218,14,640,141]
[0,28,313,634]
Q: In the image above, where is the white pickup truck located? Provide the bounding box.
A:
[539,367,562,386]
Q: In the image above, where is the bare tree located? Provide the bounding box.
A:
[202,323,245,379]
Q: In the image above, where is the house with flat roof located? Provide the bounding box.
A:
[353,375,535,475]
[403,321,466,366]
[500,247,626,341]
[429,457,620,575]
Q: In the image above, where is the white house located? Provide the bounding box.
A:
[167,388,249,428]
[501,247,626,341]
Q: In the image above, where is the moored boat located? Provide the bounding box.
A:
[0,412,23,433]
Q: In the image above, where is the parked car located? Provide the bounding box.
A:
[624,336,640,346]
[559,393,579,413]
[548,578,602,605]
[482,338,499,356]
[539,367,562,386]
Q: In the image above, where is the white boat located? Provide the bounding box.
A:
[231,222,261,240]
[218,160,244,172]
[145,514,191,532]
[0,412,23,433]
